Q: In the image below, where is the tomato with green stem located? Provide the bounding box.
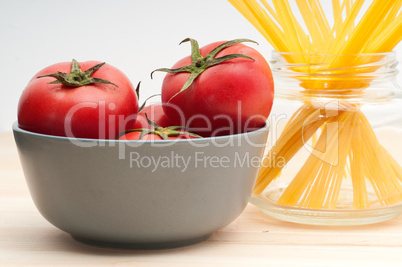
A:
[153,38,274,137]
[18,59,138,139]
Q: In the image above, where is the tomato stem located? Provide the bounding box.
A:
[37,59,118,87]
[151,38,258,102]
[135,82,161,112]
[118,113,202,140]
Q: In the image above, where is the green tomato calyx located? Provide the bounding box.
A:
[151,38,258,102]
[135,82,161,112]
[37,59,118,87]
[118,113,202,140]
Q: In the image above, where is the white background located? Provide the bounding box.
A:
[1,0,401,133]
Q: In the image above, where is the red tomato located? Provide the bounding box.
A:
[133,102,185,129]
[159,39,274,136]
[18,60,138,139]
[118,131,164,140]
[118,131,196,141]
[119,111,201,140]
[134,103,171,129]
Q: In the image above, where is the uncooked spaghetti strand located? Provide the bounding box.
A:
[331,0,347,38]
[360,126,402,206]
[325,111,353,209]
[311,0,332,40]
[257,106,318,175]
[362,1,402,52]
[359,119,391,205]
[334,0,395,55]
[271,0,305,52]
[258,105,317,169]
[361,142,391,206]
[259,0,278,20]
[299,126,332,208]
[322,168,338,209]
[383,148,402,183]
[295,0,327,51]
[369,191,402,207]
[256,105,345,194]
[303,161,335,209]
[358,116,401,207]
[303,110,354,209]
[359,112,402,203]
[323,0,395,71]
[254,121,325,194]
[329,0,365,53]
[228,0,289,51]
[254,107,330,194]
[319,111,356,209]
[365,13,402,53]
[255,0,309,53]
[313,130,343,208]
[278,111,353,207]
[296,0,333,47]
[350,113,368,209]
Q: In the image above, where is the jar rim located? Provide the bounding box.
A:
[271,51,396,57]
[270,50,399,101]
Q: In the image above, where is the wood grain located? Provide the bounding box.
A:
[1,132,402,266]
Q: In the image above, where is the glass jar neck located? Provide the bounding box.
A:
[271,52,400,104]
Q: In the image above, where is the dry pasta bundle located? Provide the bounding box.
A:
[228,0,402,210]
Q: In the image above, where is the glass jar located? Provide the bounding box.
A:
[250,52,402,225]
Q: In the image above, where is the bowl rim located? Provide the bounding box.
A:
[12,121,270,144]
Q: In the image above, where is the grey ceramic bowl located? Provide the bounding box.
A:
[13,122,269,249]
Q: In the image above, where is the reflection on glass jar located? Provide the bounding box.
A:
[251,52,402,225]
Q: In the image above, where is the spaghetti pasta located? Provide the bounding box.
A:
[228,0,402,209]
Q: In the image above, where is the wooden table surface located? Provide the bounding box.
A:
[2,131,402,266]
